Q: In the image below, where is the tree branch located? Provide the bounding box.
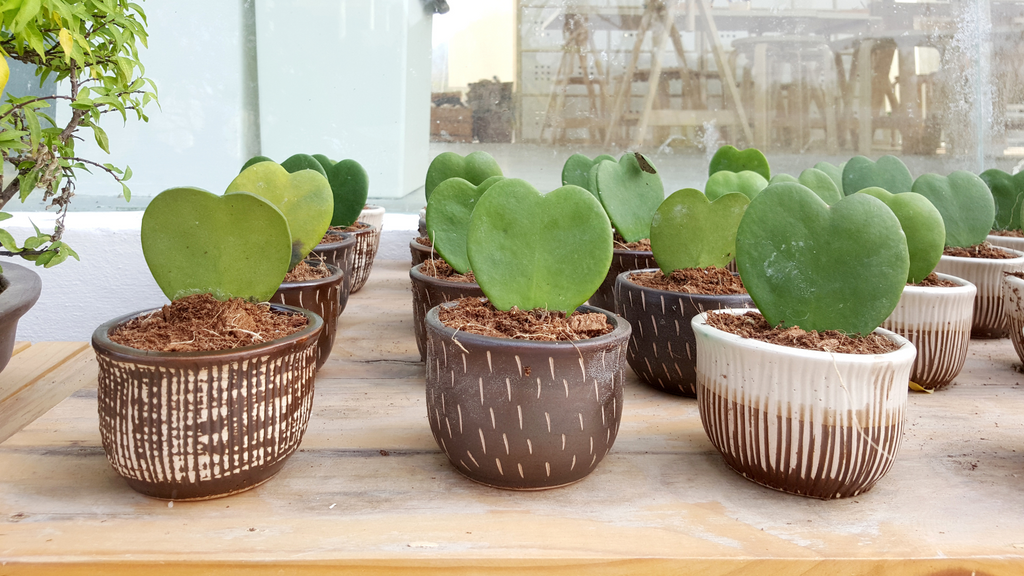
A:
[0,95,74,121]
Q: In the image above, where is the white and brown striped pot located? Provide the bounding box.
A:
[693,309,916,500]
[933,247,1024,338]
[986,233,1024,253]
[410,261,484,362]
[348,222,381,294]
[312,231,356,315]
[881,273,976,391]
[410,238,433,267]
[588,248,656,313]
[1002,273,1024,364]
[359,204,385,231]
[92,304,323,500]
[423,302,631,490]
[272,262,343,371]
[615,268,754,397]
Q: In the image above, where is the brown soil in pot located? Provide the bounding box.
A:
[331,222,370,233]
[283,259,331,282]
[109,294,308,352]
[629,267,746,295]
[991,229,1024,238]
[421,258,475,283]
[438,297,612,341]
[613,233,651,252]
[944,243,1018,259]
[911,272,959,287]
[706,311,900,354]
[415,236,432,247]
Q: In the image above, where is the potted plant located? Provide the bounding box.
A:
[841,154,914,196]
[693,182,916,499]
[615,187,753,396]
[583,152,662,312]
[0,2,156,373]
[226,160,340,370]
[917,170,1024,338]
[409,176,491,361]
[92,187,323,500]
[423,178,630,489]
[858,187,976,391]
[980,168,1024,252]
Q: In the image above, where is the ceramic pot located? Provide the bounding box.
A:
[881,273,976,390]
[424,302,631,490]
[410,238,433,267]
[693,309,916,500]
[359,204,385,231]
[348,222,381,294]
[92,304,323,500]
[311,231,356,315]
[933,247,1024,338]
[417,207,427,237]
[588,248,655,313]
[615,268,754,397]
[410,261,484,361]
[1002,273,1024,364]
[0,262,42,374]
[986,233,1024,253]
[272,262,343,371]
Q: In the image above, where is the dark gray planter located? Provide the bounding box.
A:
[272,262,343,371]
[588,248,655,313]
[410,261,484,361]
[311,231,356,315]
[0,262,42,374]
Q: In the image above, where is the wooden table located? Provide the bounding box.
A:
[3,259,1024,574]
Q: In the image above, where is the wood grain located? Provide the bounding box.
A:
[2,260,1024,574]
[0,341,93,443]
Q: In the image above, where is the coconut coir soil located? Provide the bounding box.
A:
[990,229,1024,238]
[415,236,432,247]
[613,232,651,252]
[421,257,476,283]
[439,297,612,341]
[629,266,746,295]
[283,259,331,282]
[331,222,369,234]
[944,243,1018,259]
[705,310,900,354]
[109,293,308,352]
[912,272,959,288]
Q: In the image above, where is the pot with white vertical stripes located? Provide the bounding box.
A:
[312,231,356,315]
[271,261,344,371]
[693,309,916,499]
[932,247,1024,338]
[1001,272,1024,364]
[423,302,630,489]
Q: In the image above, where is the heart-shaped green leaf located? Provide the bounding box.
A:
[312,154,335,171]
[709,145,770,180]
[562,153,616,194]
[325,159,369,227]
[425,175,504,274]
[910,171,995,248]
[736,182,909,335]
[980,168,1024,230]
[424,151,503,201]
[590,153,664,243]
[650,188,749,273]
[857,187,945,283]
[813,161,845,194]
[467,179,613,313]
[226,161,334,269]
[705,170,767,201]
[281,153,328,179]
[141,187,292,302]
[241,155,273,172]
[770,168,842,204]
[842,155,913,195]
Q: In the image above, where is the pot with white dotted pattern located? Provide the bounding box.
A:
[587,247,655,313]
[410,261,484,362]
[615,268,754,397]
[423,302,631,490]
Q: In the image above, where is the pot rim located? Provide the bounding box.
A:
[692,308,916,363]
[0,260,42,320]
[92,302,324,361]
[410,261,480,289]
[612,246,653,257]
[939,246,1024,262]
[425,300,630,352]
[316,230,356,250]
[616,267,750,300]
[902,271,976,293]
[410,238,434,251]
[360,204,385,213]
[278,262,343,289]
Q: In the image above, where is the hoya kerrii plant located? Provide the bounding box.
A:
[910,170,994,249]
[0,1,158,271]
[649,188,749,274]
[767,168,842,205]
[705,170,767,202]
[424,150,502,201]
[979,168,1024,232]
[561,152,614,192]
[424,175,503,274]
[841,155,913,196]
[587,152,663,243]
[708,145,770,181]
[855,187,945,284]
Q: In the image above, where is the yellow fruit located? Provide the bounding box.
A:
[0,54,8,98]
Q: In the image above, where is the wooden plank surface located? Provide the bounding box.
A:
[0,341,93,444]
[2,259,1024,574]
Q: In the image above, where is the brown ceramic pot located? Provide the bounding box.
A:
[1002,273,1024,364]
[348,222,381,294]
[311,231,356,315]
[616,268,754,397]
[588,248,655,313]
[272,262,343,371]
[410,238,433,267]
[410,261,483,361]
[424,302,631,490]
[92,304,323,500]
[0,262,41,374]
[933,247,1024,338]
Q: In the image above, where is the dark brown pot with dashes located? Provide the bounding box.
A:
[410,238,433,267]
[272,262,344,371]
[423,302,631,490]
[588,248,655,313]
[92,305,322,501]
[410,262,483,362]
[616,269,754,397]
[311,231,356,315]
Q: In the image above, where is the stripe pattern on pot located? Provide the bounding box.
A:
[933,249,1024,338]
[588,249,655,313]
[349,223,382,293]
[1003,274,1024,363]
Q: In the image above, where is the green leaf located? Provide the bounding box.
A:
[18,169,39,200]
[121,182,131,201]
[91,122,110,153]
[425,175,503,273]
[0,228,23,252]
[590,153,664,242]
[910,171,994,248]
[842,155,913,195]
[561,153,616,194]
[424,151,503,201]
[12,0,39,32]
[708,145,770,180]
[857,187,945,283]
[650,188,749,272]
[23,107,41,150]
